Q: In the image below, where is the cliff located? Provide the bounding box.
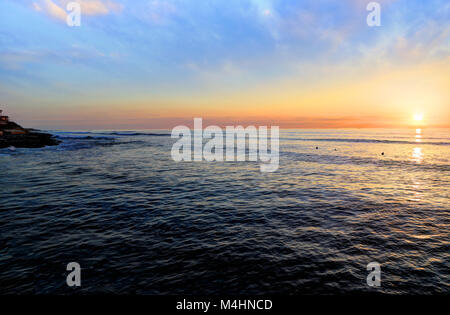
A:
[0,121,61,149]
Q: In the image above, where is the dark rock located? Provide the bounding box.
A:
[0,132,61,149]
[0,115,61,149]
[1,121,24,130]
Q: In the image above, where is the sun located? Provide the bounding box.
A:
[413,113,424,122]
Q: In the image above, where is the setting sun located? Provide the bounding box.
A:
[414,113,424,122]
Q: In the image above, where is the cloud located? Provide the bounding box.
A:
[61,0,123,15]
[356,19,450,69]
[140,0,177,24]
[32,0,122,22]
[35,0,67,21]
[32,2,42,11]
[0,50,42,70]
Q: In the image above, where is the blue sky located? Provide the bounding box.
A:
[0,0,449,129]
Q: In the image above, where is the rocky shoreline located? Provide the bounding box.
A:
[0,112,61,149]
[0,131,61,149]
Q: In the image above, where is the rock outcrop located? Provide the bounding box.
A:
[0,120,61,149]
[0,132,61,149]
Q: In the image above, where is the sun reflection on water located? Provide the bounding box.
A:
[412,147,423,163]
[414,128,422,143]
[410,178,423,202]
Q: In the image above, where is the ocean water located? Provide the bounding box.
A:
[0,128,449,294]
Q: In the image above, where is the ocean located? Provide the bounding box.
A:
[0,128,449,294]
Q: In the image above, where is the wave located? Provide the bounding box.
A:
[55,135,114,140]
[104,132,170,137]
[285,138,450,146]
[51,131,170,137]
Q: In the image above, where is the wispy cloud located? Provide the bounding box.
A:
[144,0,177,24]
[33,0,67,21]
[32,0,122,22]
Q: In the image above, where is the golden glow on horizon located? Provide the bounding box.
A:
[14,57,449,129]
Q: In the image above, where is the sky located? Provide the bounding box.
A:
[0,0,449,130]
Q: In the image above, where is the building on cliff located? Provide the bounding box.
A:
[0,110,9,125]
[0,110,27,135]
